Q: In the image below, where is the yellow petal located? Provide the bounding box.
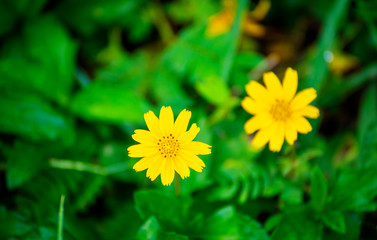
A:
[295,105,320,119]
[241,97,269,115]
[147,157,165,181]
[263,72,283,99]
[132,129,158,145]
[284,120,297,145]
[244,113,273,134]
[173,109,192,138]
[290,88,317,110]
[251,123,276,149]
[269,122,285,152]
[282,67,298,101]
[245,81,274,104]
[159,106,174,136]
[144,111,162,137]
[178,149,205,172]
[127,144,158,158]
[179,123,200,144]
[133,153,160,172]
[291,117,312,133]
[181,141,211,155]
[173,156,190,179]
[161,158,175,186]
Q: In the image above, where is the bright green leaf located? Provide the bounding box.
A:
[71,82,150,123]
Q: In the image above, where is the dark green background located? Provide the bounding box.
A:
[1,0,377,239]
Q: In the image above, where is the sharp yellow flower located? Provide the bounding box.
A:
[127,106,211,186]
[241,68,320,152]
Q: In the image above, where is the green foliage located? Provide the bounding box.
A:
[1,0,377,239]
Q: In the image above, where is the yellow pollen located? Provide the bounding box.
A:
[270,100,291,121]
[158,134,179,158]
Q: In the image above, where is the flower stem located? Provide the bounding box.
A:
[175,174,181,196]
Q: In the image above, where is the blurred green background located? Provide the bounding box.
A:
[1,0,377,239]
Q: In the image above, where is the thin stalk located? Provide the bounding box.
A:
[57,195,65,240]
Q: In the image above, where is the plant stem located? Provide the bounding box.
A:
[57,195,65,240]
[175,174,181,196]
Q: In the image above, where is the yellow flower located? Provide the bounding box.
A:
[241,68,320,152]
[127,106,211,186]
[206,0,270,38]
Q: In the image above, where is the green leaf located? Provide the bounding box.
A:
[134,190,190,231]
[272,211,322,240]
[162,0,248,84]
[0,206,31,239]
[310,166,328,211]
[358,83,377,145]
[71,82,150,123]
[137,217,189,240]
[322,211,346,234]
[6,141,46,189]
[201,205,269,240]
[0,15,77,104]
[195,75,230,105]
[23,15,77,104]
[0,91,74,142]
[329,166,377,211]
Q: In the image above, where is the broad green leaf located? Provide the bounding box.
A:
[71,82,150,123]
[201,205,269,240]
[0,91,74,142]
[310,166,328,211]
[195,75,230,105]
[322,211,346,234]
[23,15,77,104]
[0,15,77,104]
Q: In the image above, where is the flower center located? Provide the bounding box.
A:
[270,100,292,121]
[157,134,179,158]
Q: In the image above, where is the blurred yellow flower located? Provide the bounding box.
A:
[128,106,211,186]
[241,68,320,152]
[206,0,270,38]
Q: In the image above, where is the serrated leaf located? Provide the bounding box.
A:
[322,211,346,234]
[310,166,328,211]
